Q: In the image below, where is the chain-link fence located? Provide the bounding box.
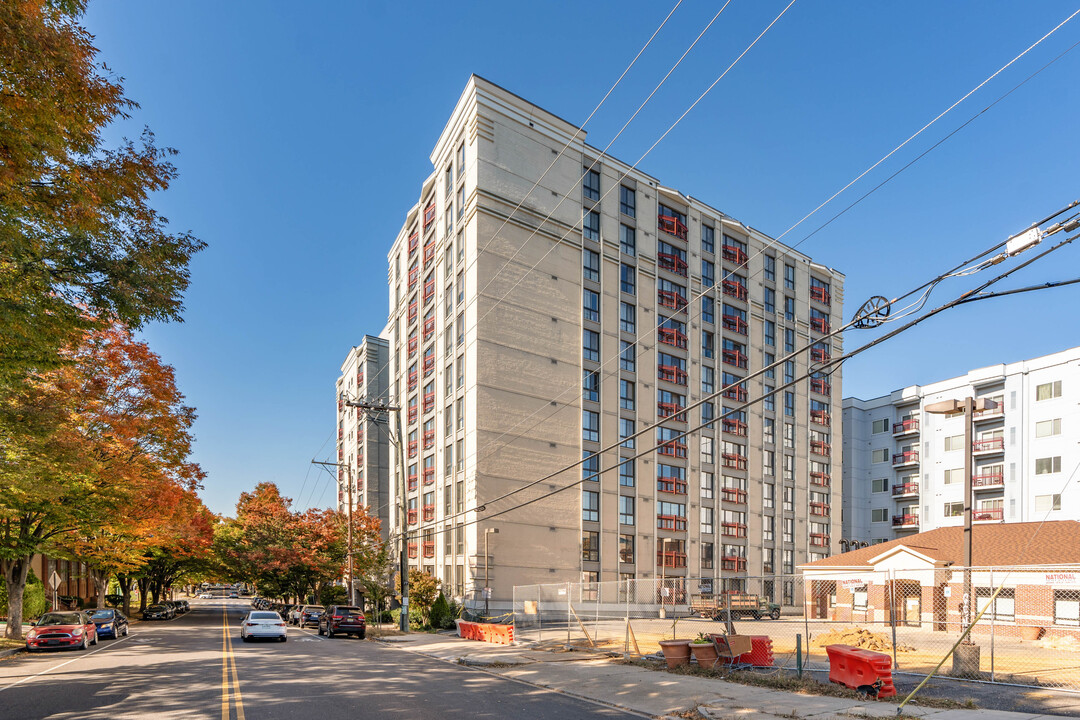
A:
[513,566,1080,692]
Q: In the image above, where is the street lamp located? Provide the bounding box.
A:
[484,528,499,619]
[924,395,997,675]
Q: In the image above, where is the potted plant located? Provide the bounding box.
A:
[658,637,692,668]
[689,632,720,669]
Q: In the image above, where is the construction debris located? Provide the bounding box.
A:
[810,627,915,653]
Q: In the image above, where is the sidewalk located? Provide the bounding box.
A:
[377,631,1067,720]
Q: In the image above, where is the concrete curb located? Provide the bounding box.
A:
[0,647,24,660]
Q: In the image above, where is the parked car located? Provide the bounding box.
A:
[199,592,213,599]
[25,612,97,652]
[228,591,239,599]
[87,608,128,639]
[176,600,190,613]
[143,604,172,621]
[299,605,324,628]
[318,605,365,639]
[240,611,287,642]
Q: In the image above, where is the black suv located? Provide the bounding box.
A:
[318,605,365,639]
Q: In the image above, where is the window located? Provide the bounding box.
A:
[583,329,600,362]
[784,391,795,417]
[701,507,714,534]
[620,340,635,372]
[871,448,889,463]
[620,224,636,256]
[763,515,774,541]
[582,531,599,561]
[852,587,868,611]
[784,328,795,353]
[783,486,795,512]
[620,302,636,333]
[784,263,795,290]
[619,185,635,217]
[583,166,600,201]
[701,472,714,499]
[619,459,635,487]
[582,451,599,482]
[700,436,714,464]
[701,224,715,254]
[944,502,964,517]
[763,450,774,476]
[763,386,775,412]
[456,439,464,471]
[583,249,600,281]
[619,379,635,410]
[784,296,795,321]
[1055,589,1080,626]
[582,410,599,442]
[944,435,964,451]
[619,534,634,563]
[871,478,888,493]
[1036,380,1062,400]
[763,418,775,444]
[871,508,888,523]
[583,210,600,241]
[944,468,963,485]
[764,255,775,281]
[619,418,635,449]
[620,263,636,295]
[784,360,795,384]
[764,483,774,509]
[582,491,599,522]
[764,352,775,379]
[702,330,714,359]
[763,287,775,314]
[701,542,714,570]
[701,366,714,393]
[583,289,600,322]
[583,370,599,402]
[456,397,464,430]
[764,320,775,347]
[619,496,634,525]
[1036,419,1062,437]
[1035,494,1062,512]
[976,587,1015,622]
[1036,456,1062,474]
[457,270,465,305]
[702,296,714,324]
[871,418,889,434]
[784,422,795,449]
[457,355,465,388]
[701,260,715,287]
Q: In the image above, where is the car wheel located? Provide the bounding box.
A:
[752,612,762,621]
[279,636,287,643]
[358,630,366,640]
[770,609,781,620]
[122,626,129,637]
[91,633,98,646]
[317,625,324,636]
[80,635,89,650]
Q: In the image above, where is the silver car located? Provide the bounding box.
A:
[240,611,287,642]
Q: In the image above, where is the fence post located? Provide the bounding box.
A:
[989,566,995,683]
[624,577,630,659]
[566,581,571,644]
[889,567,898,670]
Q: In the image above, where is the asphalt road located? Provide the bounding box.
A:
[0,599,636,720]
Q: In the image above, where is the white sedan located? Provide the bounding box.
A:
[240,611,288,642]
[198,593,213,599]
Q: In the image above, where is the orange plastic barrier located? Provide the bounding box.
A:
[456,620,514,645]
[825,644,896,698]
[732,635,774,667]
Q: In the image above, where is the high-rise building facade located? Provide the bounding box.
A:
[384,76,844,608]
[843,345,1080,544]
[335,335,391,541]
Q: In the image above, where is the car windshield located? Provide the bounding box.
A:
[249,612,279,620]
[88,610,114,619]
[304,606,324,612]
[336,607,362,616]
[38,613,83,625]
[147,605,167,611]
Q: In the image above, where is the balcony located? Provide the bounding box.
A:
[811,346,831,363]
[810,501,831,517]
[892,482,919,498]
[407,406,418,424]
[722,418,747,437]
[408,267,419,290]
[810,285,831,306]
[407,474,418,491]
[810,409,831,427]
[423,429,435,450]
[657,477,688,495]
[721,522,747,538]
[423,392,435,414]
[407,440,418,457]
[658,365,688,385]
[892,451,919,467]
[892,513,919,529]
[407,509,418,525]
[657,551,687,568]
[722,556,747,572]
[423,356,435,377]
[423,468,435,486]
[422,317,435,340]
[407,301,418,325]
[810,440,832,456]
[423,241,436,266]
[422,541,435,558]
[657,214,688,240]
[810,316,830,334]
[407,542,418,558]
[722,279,748,301]
[893,418,919,436]
[722,349,747,369]
[407,337,418,357]
[422,278,435,305]
[721,244,748,266]
[722,487,747,504]
[973,401,1005,422]
[658,440,687,458]
[973,437,1005,454]
[423,202,435,232]
[810,533,830,548]
[722,314,748,335]
[972,471,1004,490]
[810,378,831,395]
[657,514,688,531]
[974,507,1004,522]
[407,371,418,391]
[337,429,344,440]
[722,385,748,402]
[658,327,687,349]
[658,402,686,423]
[422,505,436,522]
[721,453,747,471]
[810,471,831,487]
[408,232,419,256]
[658,290,688,312]
[658,252,688,277]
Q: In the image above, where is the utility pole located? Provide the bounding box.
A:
[345,396,409,633]
[311,459,354,606]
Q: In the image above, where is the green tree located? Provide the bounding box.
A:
[408,569,440,628]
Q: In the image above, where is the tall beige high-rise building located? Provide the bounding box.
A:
[383,76,844,609]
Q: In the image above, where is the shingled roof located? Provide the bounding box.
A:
[802,521,1080,569]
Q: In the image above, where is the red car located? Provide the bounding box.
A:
[25,611,98,652]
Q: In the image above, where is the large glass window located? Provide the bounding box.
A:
[582,451,599,482]
[583,329,600,362]
[583,249,600,281]
[582,410,599,442]
[582,531,599,561]
[701,224,715,254]
[620,302,636,333]
[583,289,600,322]
[582,491,599,522]
[620,224,636,256]
[619,459,635,487]
[619,379,635,410]
[583,210,600,241]
[620,340,635,372]
[583,166,600,201]
[619,495,635,525]
[621,263,636,295]
[619,185,635,217]
[583,370,599,402]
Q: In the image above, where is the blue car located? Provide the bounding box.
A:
[87,608,129,638]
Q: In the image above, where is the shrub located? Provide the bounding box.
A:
[0,569,49,621]
[429,592,455,629]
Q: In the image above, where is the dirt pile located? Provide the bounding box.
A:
[1034,634,1080,652]
[811,626,915,653]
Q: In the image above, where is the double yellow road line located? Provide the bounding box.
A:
[221,607,246,720]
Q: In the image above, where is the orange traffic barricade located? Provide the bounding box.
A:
[825,644,896,698]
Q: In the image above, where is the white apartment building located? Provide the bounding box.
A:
[335,335,391,541]
[843,345,1080,544]
[383,76,844,608]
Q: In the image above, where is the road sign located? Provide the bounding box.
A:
[49,571,61,589]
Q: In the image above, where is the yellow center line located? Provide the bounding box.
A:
[221,604,246,720]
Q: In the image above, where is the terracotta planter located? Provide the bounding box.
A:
[690,641,720,669]
[1020,625,1044,641]
[658,639,692,669]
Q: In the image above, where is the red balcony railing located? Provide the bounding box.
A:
[423,278,435,304]
[407,474,418,491]
[408,231,419,255]
[657,402,686,422]
[422,541,435,558]
[972,472,1004,488]
[658,440,687,458]
[893,419,919,434]
[422,505,436,522]
[973,437,1005,453]
[423,356,435,377]
[423,202,436,232]
[810,471,831,487]
[722,349,747,369]
[722,488,747,504]
[657,514,688,531]
[407,509,418,525]
[722,385,748,402]
[657,477,687,495]
[892,482,919,497]
[892,451,919,466]
[408,266,419,290]
[722,453,747,471]
[810,410,831,427]
[407,406,418,424]
[407,542,418,558]
[721,522,747,538]
[407,440,418,457]
[810,286,831,306]
[337,429,344,440]
[658,328,687,349]
[811,346,831,363]
[657,214,688,240]
[722,556,747,572]
[423,468,434,486]
[722,418,747,436]
[407,301,418,325]
[811,440,832,456]
[810,378,831,395]
[974,507,1004,522]
[423,429,435,449]
[810,501,831,517]
[722,279,748,301]
[423,392,435,413]
[721,244,748,266]
[658,290,688,312]
[422,317,435,340]
[657,551,687,568]
[810,533,830,547]
[658,252,688,277]
[658,365,688,385]
[810,316,830,334]
[407,370,418,391]
[892,514,919,527]
[423,241,436,266]
[407,337,418,357]
[722,314,747,335]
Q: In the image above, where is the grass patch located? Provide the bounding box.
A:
[0,637,24,651]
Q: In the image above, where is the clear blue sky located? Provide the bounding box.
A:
[82,1,1080,516]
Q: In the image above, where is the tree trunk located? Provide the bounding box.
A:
[89,567,107,609]
[1,555,33,640]
[137,576,150,612]
[118,574,133,617]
